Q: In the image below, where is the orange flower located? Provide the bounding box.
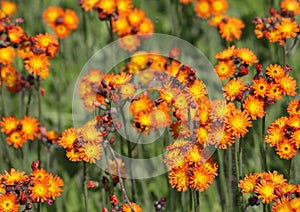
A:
[226,106,252,138]
[43,6,64,27]
[194,0,211,18]
[235,48,258,66]
[24,53,50,79]
[276,139,297,159]
[7,26,25,44]
[0,46,15,65]
[137,18,154,37]
[277,75,297,96]
[34,33,59,58]
[66,148,84,162]
[6,130,27,148]
[119,35,141,52]
[1,168,28,185]
[255,180,278,203]
[30,181,51,202]
[112,14,131,35]
[272,197,291,212]
[0,116,17,134]
[0,1,17,18]
[215,45,236,61]
[81,142,102,163]
[31,168,49,182]
[188,79,208,102]
[252,78,268,98]
[243,95,265,120]
[214,60,236,80]
[116,0,133,14]
[150,104,172,128]
[20,116,39,140]
[223,78,247,101]
[0,193,20,212]
[281,0,300,15]
[276,18,299,39]
[48,175,64,200]
[97,0,116,14]
[219,16,245,42]
[128,9,145,26]
[238,173,259,193]
[17,42,32,59]
[287,99,300,116]
[168,165,189,192]
[58,128,78,149]
[63,9,79,30]
[266,64,285,80]
[129,94,154,115]
[122,202,142,212]
[189,164,214,192]
[179,0,193,5]
[265,125,285,147]
[80,0,100,11]
[267,83,282,100]
[291,129,300,147]
[54,24,71,39]
[210,0,228,16]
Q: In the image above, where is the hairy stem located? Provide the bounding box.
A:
[83,162,89,212]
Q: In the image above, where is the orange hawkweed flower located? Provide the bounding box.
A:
[7,26,25,44]
[0,116,17,134]
[243,95,265,120]
[119,35,141,52]
[150,104,172,128]
[277,75,297,96]
[169,165,189,192]
[80,0,100,11]
[66,148,84,162]
[0,1,17,18]
[214,60,236,80]
[34,33,59,57]
[0,193,20,212]
[265,125,285,147]
[116,0,133,14]
[238,173,260,193]
[189,164,214,192]
[122,202,142,212]
[54,24,71,39]
[67,14,79,30]
[30,181,51,202]
[97,0,116,15]
[252,78,268,98]
[43,6,64,27]
[287,99,300,116]
[48,175,64,200]
[1,168,28,185]
[129,94,154,115]
[189,79,208,102]
[235,48,258,66]
[112,14,131,35]
[255,180,278,203]
[267,83,282,100]
[226,106,252,138]
[31,168,49,183]
[17,42,32,59]
[128,8,145,26]
[276,139,297,159]
[266,64,285,80]
[138,18,154,36]
[210,0,228,16]
[219,16,245,42]
[20,116,39,140]
[223,78,247,101]
[58,128,78,149]
[24,54,50,79]
[6,130,27,148]
[272,197,292,212]
[81,142,102,164]
[215,45,236,61]
[281,0,300,15]
[276,18,299,39]
[291,129,300,147]
[194,0,211,18]
[0,46,15,65]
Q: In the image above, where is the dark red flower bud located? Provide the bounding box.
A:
[31,160,40,171]
[110,195,119,205]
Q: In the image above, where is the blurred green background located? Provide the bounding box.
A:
[0,0,299,211]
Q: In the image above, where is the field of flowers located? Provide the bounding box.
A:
[0,0,300,211]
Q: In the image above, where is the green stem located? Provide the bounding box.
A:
[25,88,32,115]
[282,45,287,66]
[287,158,292,182]
[217,149,229,210]
[261,115,268,171]
[0,81,5,117]
[83,162,89,212]
[234,139,241,209]
[227,147,233,211]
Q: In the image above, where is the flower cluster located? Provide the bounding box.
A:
[0,17,59,93]
[164,140,218,192]
[190,0,228,19]
[58,118,104,163]
[0,116,39,148]
[265,99,300,159]
[253,0,300,45]
[0,161,64,211]
[238,171,300,211]
[43,6,79,39]
[79,0,154,51]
